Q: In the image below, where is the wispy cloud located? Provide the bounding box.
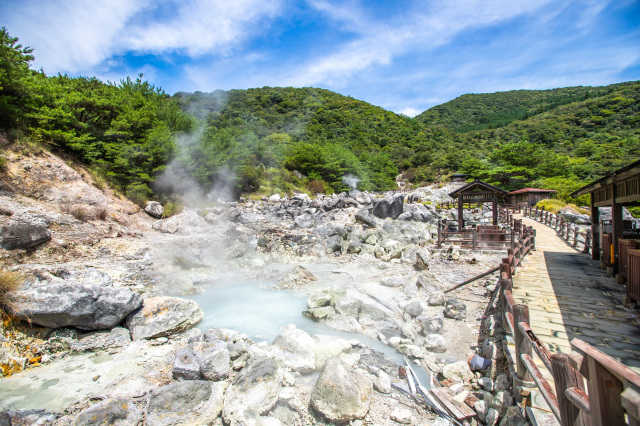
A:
[3,0,282,74]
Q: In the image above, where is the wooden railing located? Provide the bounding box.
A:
[628,250,640,303]
[500,272,640,425]
[523,207,592,255]
[620,240,639,280]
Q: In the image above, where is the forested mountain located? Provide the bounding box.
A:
[2,26,638,206]
[415,83,633,133]
[171,88,447,193]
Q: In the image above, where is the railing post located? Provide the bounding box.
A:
[573,225,579,248]
[550,354,587,426]
[437,226,442,248]
[511,229,515,249]
[472,230,477,249]
[587,356,625,426]
[583,231,592,255]
[514,304,533,383]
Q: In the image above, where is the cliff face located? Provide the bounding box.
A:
[0,138,154,269]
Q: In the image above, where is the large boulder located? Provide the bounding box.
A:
[10,282,142,330]
[126,296,203,340]
[372,194,404,220]
[223,358,283,424]
[310,357,373,423]
[146,381,226,426]
[1,218,51,250]
[73,398,141,426]
[313,335,352,370]
[144,201,164,218]
[271,327,316,373]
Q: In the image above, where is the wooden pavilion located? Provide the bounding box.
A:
[448,180,507,230]
[571,159,640,285]
[506,188,557,208]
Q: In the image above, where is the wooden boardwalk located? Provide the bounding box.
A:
[511,215,640,373]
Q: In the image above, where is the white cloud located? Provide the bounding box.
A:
[282,0,560,88]
[1,0,282,74]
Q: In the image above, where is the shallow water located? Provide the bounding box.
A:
[187,270,430,384]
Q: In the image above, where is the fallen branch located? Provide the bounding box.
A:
[444,266,500,293]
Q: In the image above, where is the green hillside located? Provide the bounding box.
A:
[454,82,640,201]
[171,87,443,193]
[415,83,633,133]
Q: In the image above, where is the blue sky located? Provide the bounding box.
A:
[2,0,639,116]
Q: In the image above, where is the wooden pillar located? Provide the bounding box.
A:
[458,193,464,231]
[612,183,623,275]
[513,304,533,382]
[550,354,587,426]
[591,194,600,260]
[493,192,498,226]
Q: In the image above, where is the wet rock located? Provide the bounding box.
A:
[419,317,443,335]
[307,292,333,309]
[73,398,141,426]
[403,301,423,317]
[271,327,316,373]
[1,218,51,250]
[147,381,226,426]
[173,348,203,380]
[276,266,317,290]
[304,306,336,320]
[333,296,362,317]
[1,410,56,425]
[424,334,447,353]
[310,357,373,423]
[325,314,363,333]
[428,291,445,306]
[11,282,142,330]
[441,361,474,383]
[372,194,403,220]
[444,298,467,320]
[223,358,283,424]
[144,201,164,218]
[126,296,203,340]
[414,250,429,271]
[499,406,527,426]
[313,334,352,370]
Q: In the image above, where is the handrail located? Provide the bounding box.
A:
[523,206,592,255]
[497,207,640,425]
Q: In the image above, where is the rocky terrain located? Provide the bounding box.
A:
[0,144,526,425]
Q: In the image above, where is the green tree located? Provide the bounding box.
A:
[0,27,34,130]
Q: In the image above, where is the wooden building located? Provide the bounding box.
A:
[571,159,640,290]
[506,188,557,208]
[449,180,507,229]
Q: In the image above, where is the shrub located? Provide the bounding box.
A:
[308,180,325,194]
[0,270,22,314]
[163,201,184,218]
[536,199,566,214]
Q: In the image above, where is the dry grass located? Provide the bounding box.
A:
[536,199,590,216]
[0,270,22,314]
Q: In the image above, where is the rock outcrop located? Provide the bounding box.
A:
[310,357,373,423]
[10,282,142,330]
[126,296,203,340]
